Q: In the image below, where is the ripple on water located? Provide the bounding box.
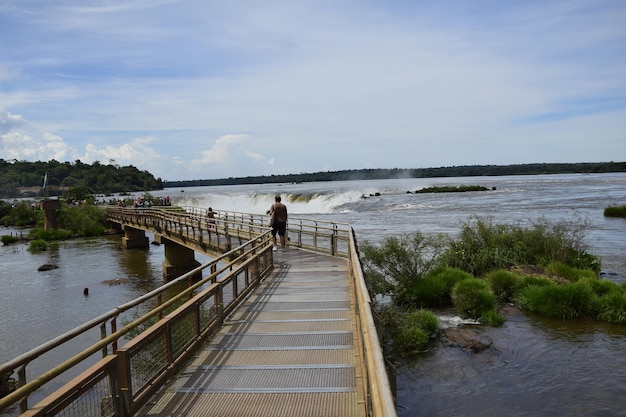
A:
[397,311,626,417]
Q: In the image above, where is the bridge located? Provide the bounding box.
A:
[0,206,396,417]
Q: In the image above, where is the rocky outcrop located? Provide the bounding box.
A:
[440,327,492,353]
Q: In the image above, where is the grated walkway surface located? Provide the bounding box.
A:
[138,248,366,417]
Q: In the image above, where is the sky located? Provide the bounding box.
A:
[1,0,625,181]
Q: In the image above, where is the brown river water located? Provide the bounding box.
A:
[1,173,625,416]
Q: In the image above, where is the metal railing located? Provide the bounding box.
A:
[0,227,273,416]
[107,206,352,258]
[0,207,396,417]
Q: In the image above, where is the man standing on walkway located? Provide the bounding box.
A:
[269,195,288,250]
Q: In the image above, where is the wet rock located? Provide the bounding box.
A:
[38,263,59,271]
[1,372,16,398]
[440,327,492,353]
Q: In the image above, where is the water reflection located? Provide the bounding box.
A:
[397,310,626,417]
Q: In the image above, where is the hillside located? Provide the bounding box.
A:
[0,159,163,198]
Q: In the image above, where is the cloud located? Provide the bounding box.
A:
[1,130,73,162]
[1,108,75,161]
[0,108,27,134]
[0,1,624,180]
[189,134,276,176]
[82,137,162,167]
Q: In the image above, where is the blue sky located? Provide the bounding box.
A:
[1,0,625,181]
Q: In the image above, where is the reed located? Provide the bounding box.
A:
[451,278,497,319]
[28,239,49,252]
[394,310,439,353]
[485,269,521,302]
[515,280,597,319]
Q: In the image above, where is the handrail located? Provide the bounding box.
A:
[348,228,397,417]
[0,224,273,413]
[0,207,396,417]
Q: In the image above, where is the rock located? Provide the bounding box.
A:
[38,263,59,271]
[440,327,492,353]
[1,372,16,398]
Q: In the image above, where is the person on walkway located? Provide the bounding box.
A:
[207,207,216,223]
[268,195,288,250]
[207,207,216,230]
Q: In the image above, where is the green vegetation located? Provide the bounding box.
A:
[515,280,597,320]
[56,205,108,237]
[394,310,439,355]
[604,205,626,218]
[0,201,42,227]
[27,205,109,240]
[361,216,625,356]
[414,185,490,193]
[0,197,110,243]
[439,216,600,277]
[451,278,497,319]
[485,270,520,303]
[28,239,49,252]
[0,159,162,198]
[1,235,18,246]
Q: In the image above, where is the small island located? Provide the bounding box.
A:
[413,185,492,193]
[604,205,626,218]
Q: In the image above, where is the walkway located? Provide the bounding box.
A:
[138,248,366,417]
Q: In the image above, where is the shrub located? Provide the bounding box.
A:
[29,239,49,252]
[397,266,473,308]
[29,228,74,240]
[452,278,497,319]
[604,206,626,218]
[481,309,505,326]
[394,310,439,354]
[395,276,447,308]
[518,275,554,289]
[596,291,626,324]
[440,216,600,276]
[581,277,621,297]
[515,281,597,319]
[0,202,42,227]
[545,262,597,281]
[361,232,447,307]
[57,205,107,236]
[1,235,18,246]
[486,270,521,302]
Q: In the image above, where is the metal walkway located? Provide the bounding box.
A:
[138,248,366,417]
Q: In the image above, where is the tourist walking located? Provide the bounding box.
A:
[268,195,288,250]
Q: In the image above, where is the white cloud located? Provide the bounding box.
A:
[0,108,27,134]
[81,137,162,167]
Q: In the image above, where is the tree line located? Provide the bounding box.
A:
[163,161,626,188]
[2,160,623,199]
[0,159,163,198]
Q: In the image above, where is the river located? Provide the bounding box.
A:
[1,172,625,416]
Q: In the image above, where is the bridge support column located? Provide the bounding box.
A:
[160,237,202,282]
[39,199,61,230]
[122,226,149,249]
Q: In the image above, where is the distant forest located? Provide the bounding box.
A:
[0,159,163,198]
[164,162,626,188]
[1,160,624,199]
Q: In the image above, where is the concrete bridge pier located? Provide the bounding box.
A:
[122,226,149,249]
[158,236,202,282]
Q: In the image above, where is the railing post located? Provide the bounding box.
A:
[117,350,132,417]
[17,365,27,413]
[100,323,108,357]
